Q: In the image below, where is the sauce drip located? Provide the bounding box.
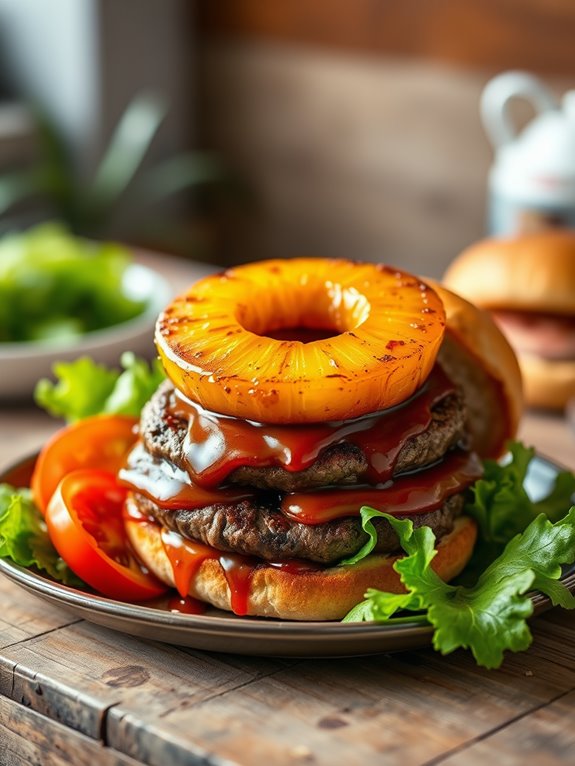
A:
[123,501,322,615]
[220,554,258,614]
[282,450,483,525]
[169,364,456,488]
[160,529,215,599]
[159,533,322,615]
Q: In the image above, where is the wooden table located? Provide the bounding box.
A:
[1,256,575,765]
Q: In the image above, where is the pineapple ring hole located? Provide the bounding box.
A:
[236,282,371,344]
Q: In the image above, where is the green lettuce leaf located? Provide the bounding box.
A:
[344,592,427,624]
[533,471,575,522]
[343,508,575,668]
[344,442,575,574]
[339,507,384,565]
[35,351,165,422]
[468,441,575,544]
[459,441,575,583]
[0,484,82,586]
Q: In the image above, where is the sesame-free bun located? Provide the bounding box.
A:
[519,354,575,411]
[125,511,477,621]
[429,282,523,457]
[443,232,575,409]
[443,230,575,315]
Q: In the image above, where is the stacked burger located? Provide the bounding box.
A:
[120,259,522,620]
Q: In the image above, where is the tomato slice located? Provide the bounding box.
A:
[32,415,138,515]
[46,469,167,601]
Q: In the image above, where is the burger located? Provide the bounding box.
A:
[444,230,575,410]
[119,259,522,620]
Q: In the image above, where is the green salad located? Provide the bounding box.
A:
[0,223,146,343]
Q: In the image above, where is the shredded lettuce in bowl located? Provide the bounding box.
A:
[0,223,146,343]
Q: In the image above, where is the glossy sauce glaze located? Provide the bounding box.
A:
[168,364,456,487]
[124,502,321,615]
[282,450,483,524]
[119,443,256,510]
[119,442,480,526]
[120,363,478,611]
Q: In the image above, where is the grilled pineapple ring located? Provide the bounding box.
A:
[155,258,446,423]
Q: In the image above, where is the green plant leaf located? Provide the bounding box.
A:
[35,357,119,421]
[462,440,575,580]
[467,441,537,544]
[102,352,166,417]
[31,109,78,224]
[0,171,40,215]
[339,506,386,565]
[89,93,168,220]
[137,153,225,204]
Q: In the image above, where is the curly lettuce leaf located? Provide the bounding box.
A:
[343,508,575,668]
[35,352,165,422]
[344,442,575,573]
[339,507,384,566]
[468,441,575,544]
[344,593,428,624]
[0,484,82,586]
[458,441,575,584]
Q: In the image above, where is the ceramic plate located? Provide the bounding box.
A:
[0,453,573,658]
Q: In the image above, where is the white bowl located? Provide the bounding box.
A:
[0,263,171,399]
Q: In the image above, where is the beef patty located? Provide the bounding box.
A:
[124,445,464,564]
[140,380,467,492]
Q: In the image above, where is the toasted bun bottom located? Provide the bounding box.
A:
[126,515,477,621]
[519,353,575,410]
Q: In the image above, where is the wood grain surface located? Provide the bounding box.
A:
[0,407,573,764]
[0,695,142,766]
[1,604,575,765]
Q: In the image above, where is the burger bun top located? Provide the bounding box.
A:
[443,230,575,316]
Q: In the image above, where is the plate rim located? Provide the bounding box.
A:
[0,451,573,649]
[0,557,434,639]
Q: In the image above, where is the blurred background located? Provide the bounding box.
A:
[1,0,575,276]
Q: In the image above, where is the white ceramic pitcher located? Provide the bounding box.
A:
[481,71,575,235]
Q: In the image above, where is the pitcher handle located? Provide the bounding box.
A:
[480,70,557,148]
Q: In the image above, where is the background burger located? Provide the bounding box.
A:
[444,230,575,410]
[119,259,522,621]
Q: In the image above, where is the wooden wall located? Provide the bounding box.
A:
[199,0,575,75]
[196,3,575,276]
